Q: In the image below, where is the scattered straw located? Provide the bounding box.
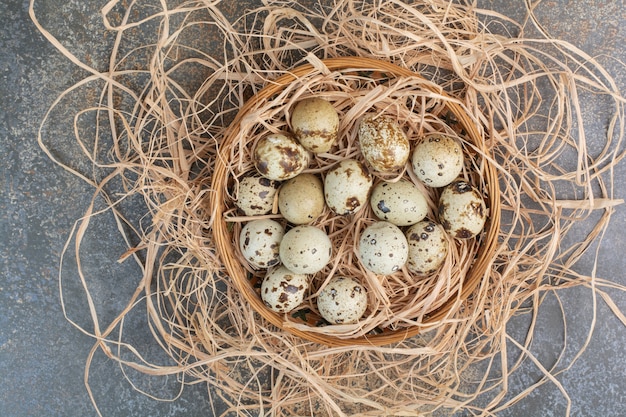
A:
[31,0,625,416]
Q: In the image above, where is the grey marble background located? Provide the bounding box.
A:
[1,0,624,416]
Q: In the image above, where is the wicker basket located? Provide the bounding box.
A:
[210,57,500,347]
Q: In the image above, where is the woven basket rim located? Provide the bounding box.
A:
[210,57,501,347]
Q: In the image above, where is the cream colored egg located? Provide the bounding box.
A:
[358,221,409,275]
[358,114,410,173]
[239,219,284,268]
[317,276,368,324]
[324,159,373,215]
[278,173,325,224]
[261,266,309,313]
[406,220,448,275]
[291,98,339,153]
[254,133,310,181]
[235,175,280,216]
[438,180,487,239]
[279,225,332,274]
[411,134,464,188]
[370,180,428,226]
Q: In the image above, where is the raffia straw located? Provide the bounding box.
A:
[31,0,625,416]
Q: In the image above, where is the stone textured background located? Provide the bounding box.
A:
[1,0,624,416]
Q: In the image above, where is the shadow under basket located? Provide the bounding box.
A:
[210,57,501,347]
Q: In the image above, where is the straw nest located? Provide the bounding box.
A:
[32,0,625,416]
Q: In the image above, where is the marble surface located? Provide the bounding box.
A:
[1,0,624,416]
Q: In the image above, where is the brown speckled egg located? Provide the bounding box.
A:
[261,266,309,313]
[438,180,487,239]
[370,180,428,226]
[235,176,281,216]
[317,276,368,324]
[291,98,339,153]
[358,221,409,275]
[279,225,332,274]
[278,173,325,224]
[239,219,284,269]
[358,114,410,173]
[254,133,310,181]
[411,134,464,188]
[406,220,448,275]
[324,159,373,215]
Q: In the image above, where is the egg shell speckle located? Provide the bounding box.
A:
[254,133,310,181]
[411,134,464,188]
[235,176,281,216]
[406,220,449,274]
[324,159,373,215]
[261,266,309,313]
[358,221,409,275]
[358,114,410,173]
[239,219,284,269]
[438,180,487,239]
[279,225,332,274]
[291,98,339,153]
[370,180,429,226]
[317,276,368,324]
[278,173,325,224]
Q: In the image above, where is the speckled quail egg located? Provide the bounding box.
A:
[438,180,487,239]
[235,176,281,216]
[261,266,309,313]
[358,221,409,275]
[406,220,449,275]
[239,219,284,269]
[324,159,373,215]
[317,276,368,324]
[370,180,429,226]
[279,225,332,274]
[411,134,464,188]
[254,133,310,181]
[291,98,339,154]
[358,114,410,173]
[278,173,325,224]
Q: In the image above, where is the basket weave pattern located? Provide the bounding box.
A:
[210,57,500,347]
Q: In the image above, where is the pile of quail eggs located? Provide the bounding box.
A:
[234,97,487,326]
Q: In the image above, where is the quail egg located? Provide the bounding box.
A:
[406,220,449,275]
[370,180,429,226]
[317,276,368,324]
[254,133,310,181]
[358,221,409,275]
[411,134,464,188]
[239,219,284,269]
[438,180,487,239]
[291,98,339,153]
[235,175,281,216]
[278,173,325,224]
[324,159,373,215]
[279,225,332,274]
[358,114,410,173]
[261,266,309,313]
